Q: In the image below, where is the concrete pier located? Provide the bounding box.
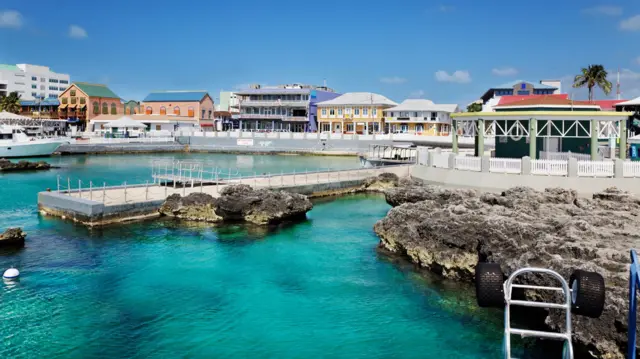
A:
[38,166,412,226]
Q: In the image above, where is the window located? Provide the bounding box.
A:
[188,107,195,117]
[110,103,117,115]
[93,102,99,114]
[208,110,212,119]
[61,98,68,104]
[70,90,76,96]
[517,90,529,95]
[49,79,58,83]
[373,108,377,116]
[125,108,131,115]
[173,106,180,115]
[31,76,37,81]
[146,106,152,115]
[71,97,77,104]
[31,85,36,89]
[102,103,108,114]
[201,109,205,118]
[80,98,86,104]
[363,108,368,116]
[321,108,326,116]
[520,83,526,90]
[346,123,354,132]
[160,106,166,115]
[49,86,58,91]
[330,109,335,116]
[156,125,161,131]
[60,80,68,84]
[354,108,360,116]
[345,108,351,114]
[31,92,37,97]
[48,94,57,99]
[337,108,342,116]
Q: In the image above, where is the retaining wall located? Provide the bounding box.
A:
[57,143,185,154]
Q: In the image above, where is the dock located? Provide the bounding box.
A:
[38,164,412,226]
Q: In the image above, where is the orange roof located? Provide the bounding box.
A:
[497,94,569,106]
[495,95,599,108]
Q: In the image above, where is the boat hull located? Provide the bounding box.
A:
[0,140,67,158]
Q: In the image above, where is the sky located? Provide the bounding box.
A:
[0,0,639,107]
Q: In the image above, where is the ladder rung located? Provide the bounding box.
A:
[509,328,569,341]
[508,300,568,309]
[511,284,565,292]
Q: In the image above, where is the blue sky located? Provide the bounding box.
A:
[0,0,639,106]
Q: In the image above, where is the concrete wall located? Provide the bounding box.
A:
[411,165,640,196]
[181,136,392,152]
[57,143,185,154]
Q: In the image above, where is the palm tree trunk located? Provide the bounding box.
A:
[588,86,593,102]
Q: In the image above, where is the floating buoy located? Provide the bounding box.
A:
[3,268,19,280]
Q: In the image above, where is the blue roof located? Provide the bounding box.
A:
[493,80,557,90]
[143,91,209,102]
[20,99,60,106]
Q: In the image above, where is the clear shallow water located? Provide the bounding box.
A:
[0,153,508,358]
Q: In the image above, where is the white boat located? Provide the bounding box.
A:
[0,125,68,158]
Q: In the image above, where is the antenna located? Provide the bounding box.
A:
[617,67,621,100]
[323,78,327,87]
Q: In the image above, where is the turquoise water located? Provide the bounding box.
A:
[0,153,508,358]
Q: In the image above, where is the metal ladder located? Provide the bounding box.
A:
[503,268,573,359]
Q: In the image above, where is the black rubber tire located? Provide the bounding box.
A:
[569,270,605,318]
[475,262,504,308]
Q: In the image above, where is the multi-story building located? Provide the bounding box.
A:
[480,80,561,111]
[383,99,459,135]
[58,82,122,126]
[19,99,61,119]
[0,64,70,101]
[233,84,340,132]
[141,91,215,129]
[217,91,239,112]
[316,92,397,134]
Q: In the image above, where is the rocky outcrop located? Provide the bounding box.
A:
[0,159,52,172]
[159,185,313,225]
[374,185,640,359]
[0,228,26,248]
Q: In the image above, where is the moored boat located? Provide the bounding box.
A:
[0,125,68,158]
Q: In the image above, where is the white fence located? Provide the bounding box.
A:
[489,158,522,174]
[454,156,482,172]
[623,161,640,178]
[540,151,591,161]
[577,161,615,177]
[531,160,568,176]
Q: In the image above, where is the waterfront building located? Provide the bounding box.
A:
[19,99,60,119]
[141,91,215,129]
[316,92,396,134]
[233,84,340,132]
[58,82,122,128]
[88,114,198,135]
[218,91,239,113]
[383,99,458,135]
[0,64,70,101]
[480,80,561,111]
[123,100,141,115]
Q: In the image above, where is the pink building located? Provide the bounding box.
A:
[141,91,215,129]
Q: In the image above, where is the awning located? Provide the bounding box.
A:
[68,104,77,109]
[67,118,80,124]
[59,104,68,109]
[200,123,214,127]
[79,104,86,109]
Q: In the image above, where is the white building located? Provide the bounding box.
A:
[0,64,71,101]
[217,91,239,112]
[384,99,459,135]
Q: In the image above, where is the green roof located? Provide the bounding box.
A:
[0,64,19,71]
[74,82,119,98]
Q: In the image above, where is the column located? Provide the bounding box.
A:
[620,119,627,160]
[529,118,537,159]
[452,119,458,154]
[239,120,243,130]
[255,120,258,131]
[590,119,598,160]
[271,120,274,130]
[341,120,344,133]
[475,119,484,157]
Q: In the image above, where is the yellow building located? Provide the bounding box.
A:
[383,99,459,136]
[316,92,397,134]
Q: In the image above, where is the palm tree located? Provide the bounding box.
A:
[572,65,612,101]
[0,91,22,114]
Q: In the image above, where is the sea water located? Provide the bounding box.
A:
[0,153,509,358]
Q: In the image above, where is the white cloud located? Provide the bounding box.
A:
[408,90,425,98]
[620,15,640,31]
[380,76,407,84]
[0,10,22,28]
[68,25,88,39]
[582,6,623,16]
[491,67,518,76]
[435,70,471,84]
[438,5,455,12]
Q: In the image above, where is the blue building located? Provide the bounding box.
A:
[480,80,560,104]
[233,84,341,132]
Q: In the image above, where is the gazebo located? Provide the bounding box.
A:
[104,116,147,130]
[451,110,634,160]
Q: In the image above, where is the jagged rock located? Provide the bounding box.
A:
[0,228,26,248]
[374,185,640,359]
[0,159,52,172]
[216,184,313,225]
[362,172,400,191]
[159,193,222,223]
[159,185,313,225]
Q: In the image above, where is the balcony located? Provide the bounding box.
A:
[239,100,307,107]
[233,114,308,122]
[384,116,449,124]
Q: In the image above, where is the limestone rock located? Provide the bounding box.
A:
[0,228,26,248]
[374,185,640,359]
[159,193,222,223]
[0,159,52,172]
[362,172,400,192]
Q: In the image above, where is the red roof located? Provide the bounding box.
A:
[590,100,627,111]
[497,94,569,106]
[495,95,599,108]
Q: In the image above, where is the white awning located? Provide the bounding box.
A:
[103,116,147,128]
[616,96,640,106]
[0,110,31,121]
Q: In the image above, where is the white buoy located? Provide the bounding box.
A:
[3,268,19,280]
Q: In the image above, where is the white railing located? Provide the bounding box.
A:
[454,156,481,172]
[577,160,614,177]
[623,161,640,178]
[531,160,568,176]
[432,153,450,169]
[88,137,175,144]
[489,158,522,174]
[540,151,591,161]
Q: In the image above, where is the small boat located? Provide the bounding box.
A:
[0,125,68,158]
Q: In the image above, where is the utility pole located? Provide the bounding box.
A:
[617,67,621,100]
